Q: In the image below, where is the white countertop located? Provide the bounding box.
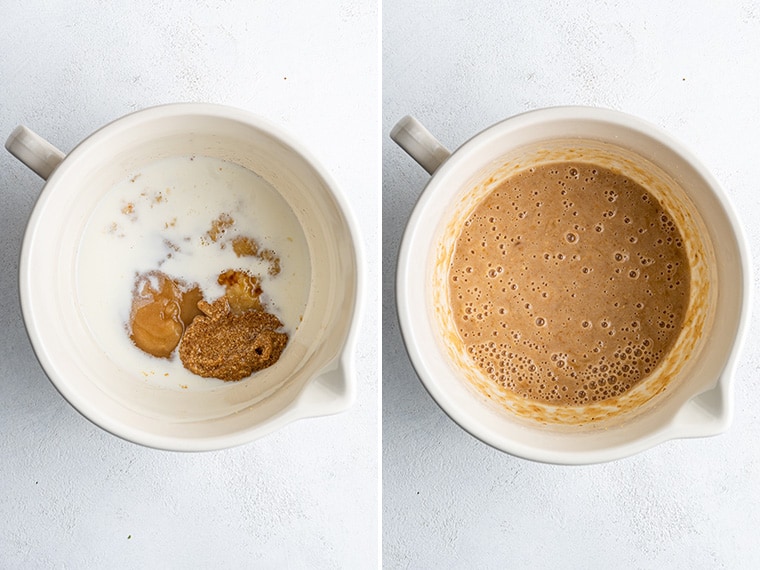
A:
[383,1,760,568]
[0,1,378,567]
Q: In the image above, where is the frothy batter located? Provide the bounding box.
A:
[449,162,690,406]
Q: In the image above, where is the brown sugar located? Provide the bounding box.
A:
[209,218,281,276]
[232,236,259,257]
[259,248,281,276]
[217,269,263,313]
[178,297,288,381]
[207,213,235,242]
[232,236,281,275]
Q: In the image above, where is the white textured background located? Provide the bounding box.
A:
[383,1,760,568]
[0,1,378,568]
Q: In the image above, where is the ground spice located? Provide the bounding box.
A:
[178,297,288,381]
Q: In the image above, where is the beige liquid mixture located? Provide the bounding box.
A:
[449,161,690,406]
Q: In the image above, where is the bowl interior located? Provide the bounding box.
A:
[22,107,358,449]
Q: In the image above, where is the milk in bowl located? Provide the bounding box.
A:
[76,155,311,391]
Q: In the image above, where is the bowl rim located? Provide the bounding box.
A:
[18,102,364,451]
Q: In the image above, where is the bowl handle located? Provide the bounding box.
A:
[5,125,65,180]
[390,115,451,175]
